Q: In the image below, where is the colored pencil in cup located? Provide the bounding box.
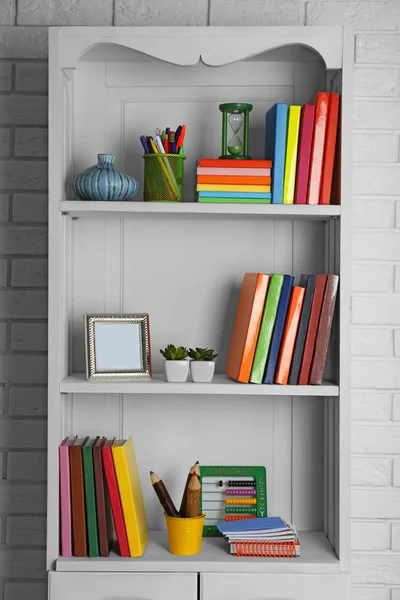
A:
[150,471,180,517]
[186,472,201,518]
[179,461,200,517]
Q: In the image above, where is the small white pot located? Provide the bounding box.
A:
[190,361,215,383]
[164,360,189,383]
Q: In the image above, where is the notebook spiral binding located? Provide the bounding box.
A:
[231,540,299,557]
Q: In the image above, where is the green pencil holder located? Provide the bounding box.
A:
[143,154,185,202]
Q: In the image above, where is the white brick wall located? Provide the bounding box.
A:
[0,2,397,598]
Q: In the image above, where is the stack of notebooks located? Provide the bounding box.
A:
[216,517,300,557]
[226,273,339,385]
[196,158,272,204]
[59,436,148,558]
[265,92,340,205]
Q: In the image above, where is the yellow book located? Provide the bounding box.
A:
[112,437,148,557]
[283,105,301,204]
[197,184,271,192]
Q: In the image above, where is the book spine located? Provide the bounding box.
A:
[294,104,315,205]
[274,286,305,384]
[307,92,330,205]
[102,445,130,557]
[69,445,87,557]
[197,197,269,204]
[226,274,270,383]
[198,191,271,199]
[265,103,288,205]
[298,275,327,385]
[319,93,340,205]
[197,167,271,176]
[197,175,271,185]
[82,445,99,557]
[250,274,284,384]
[198,159,272,168]
[283,106,301,204]
[309,274,339,385]
[196,184,271,192]
[263,275,294,384]
[93,445,110,557]
[59,443,72,557]
[288,274,317,384]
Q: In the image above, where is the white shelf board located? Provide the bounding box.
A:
[56,530,339,574]
[60,201,341,220]
[60,372,339,396]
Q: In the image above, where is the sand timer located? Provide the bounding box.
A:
[219,102,253,159]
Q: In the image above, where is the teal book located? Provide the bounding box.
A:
[250,274,284,384]
[82,438,100,557]
[198,197,270,204]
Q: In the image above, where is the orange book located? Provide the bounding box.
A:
[307,92,330,205]
[319,93,339,205]
[197,175,271,185]
[274,286,305,385]
[226,273,270,383]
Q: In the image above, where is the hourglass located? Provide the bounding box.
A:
[219,103,253,160]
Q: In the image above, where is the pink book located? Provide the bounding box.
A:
[59,437,74,557]
[294,104,315,204]
[197,167,271,176]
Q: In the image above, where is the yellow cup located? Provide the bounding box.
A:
[165,514,205,556]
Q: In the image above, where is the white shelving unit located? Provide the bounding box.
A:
[48,26,353,600]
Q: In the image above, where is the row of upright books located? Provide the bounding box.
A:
[226,273,338,385]
[266,93,340,205]
[59,436,148,558]
[196,158,272,204]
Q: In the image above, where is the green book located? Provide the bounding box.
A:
[198,197,270,204]
[82,438,99,557]
[250,274,284,384]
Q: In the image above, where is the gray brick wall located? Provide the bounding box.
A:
[0,1,398,598]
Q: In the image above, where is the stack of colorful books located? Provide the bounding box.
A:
[265,92,340,205]
[196,158,272,204]
[216,516,300,558]
[226,272,339,385]
[59,436,148,558]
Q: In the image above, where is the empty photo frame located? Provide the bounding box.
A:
[84,314,151,380]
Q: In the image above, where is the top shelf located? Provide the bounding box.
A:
[60,201,341,220]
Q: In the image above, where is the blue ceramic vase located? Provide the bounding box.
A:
[73,154,139,201]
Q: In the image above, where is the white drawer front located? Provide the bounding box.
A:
[201,573,349,600]
[49,572,197,600]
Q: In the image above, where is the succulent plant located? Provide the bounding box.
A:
[160,344,189,360]
[188,347,218,361]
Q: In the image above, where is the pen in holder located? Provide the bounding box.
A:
[143,154,185,202]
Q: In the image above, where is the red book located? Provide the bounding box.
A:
[309,275,339,385]
[199,158,272,169]
[320,93,340,205]
[294,104,315,205]
[226,273,270,383]
[298,275,327,385]
[330,97,342,206]
[93,437,110,557]
[307,92,330,205]
[102,439,130,557]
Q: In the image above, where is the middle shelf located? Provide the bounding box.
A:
[60,373,339,396]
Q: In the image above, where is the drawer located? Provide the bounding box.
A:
[49,572,197,600]
[201,573,350,600]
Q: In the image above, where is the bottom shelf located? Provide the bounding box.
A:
[56,530,340,574]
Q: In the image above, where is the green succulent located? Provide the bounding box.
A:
[160,344,189,360]
[188,347,218,361]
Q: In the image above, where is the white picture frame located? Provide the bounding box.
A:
[84,314,151,380]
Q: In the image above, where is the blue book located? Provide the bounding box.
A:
[263,274,294,383]
[264,103,289,204]
[216,517,287,535]
[198,191,271,199]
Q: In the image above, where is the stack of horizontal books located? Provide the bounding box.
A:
[216,516,300,557]
[196,158,272,204]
